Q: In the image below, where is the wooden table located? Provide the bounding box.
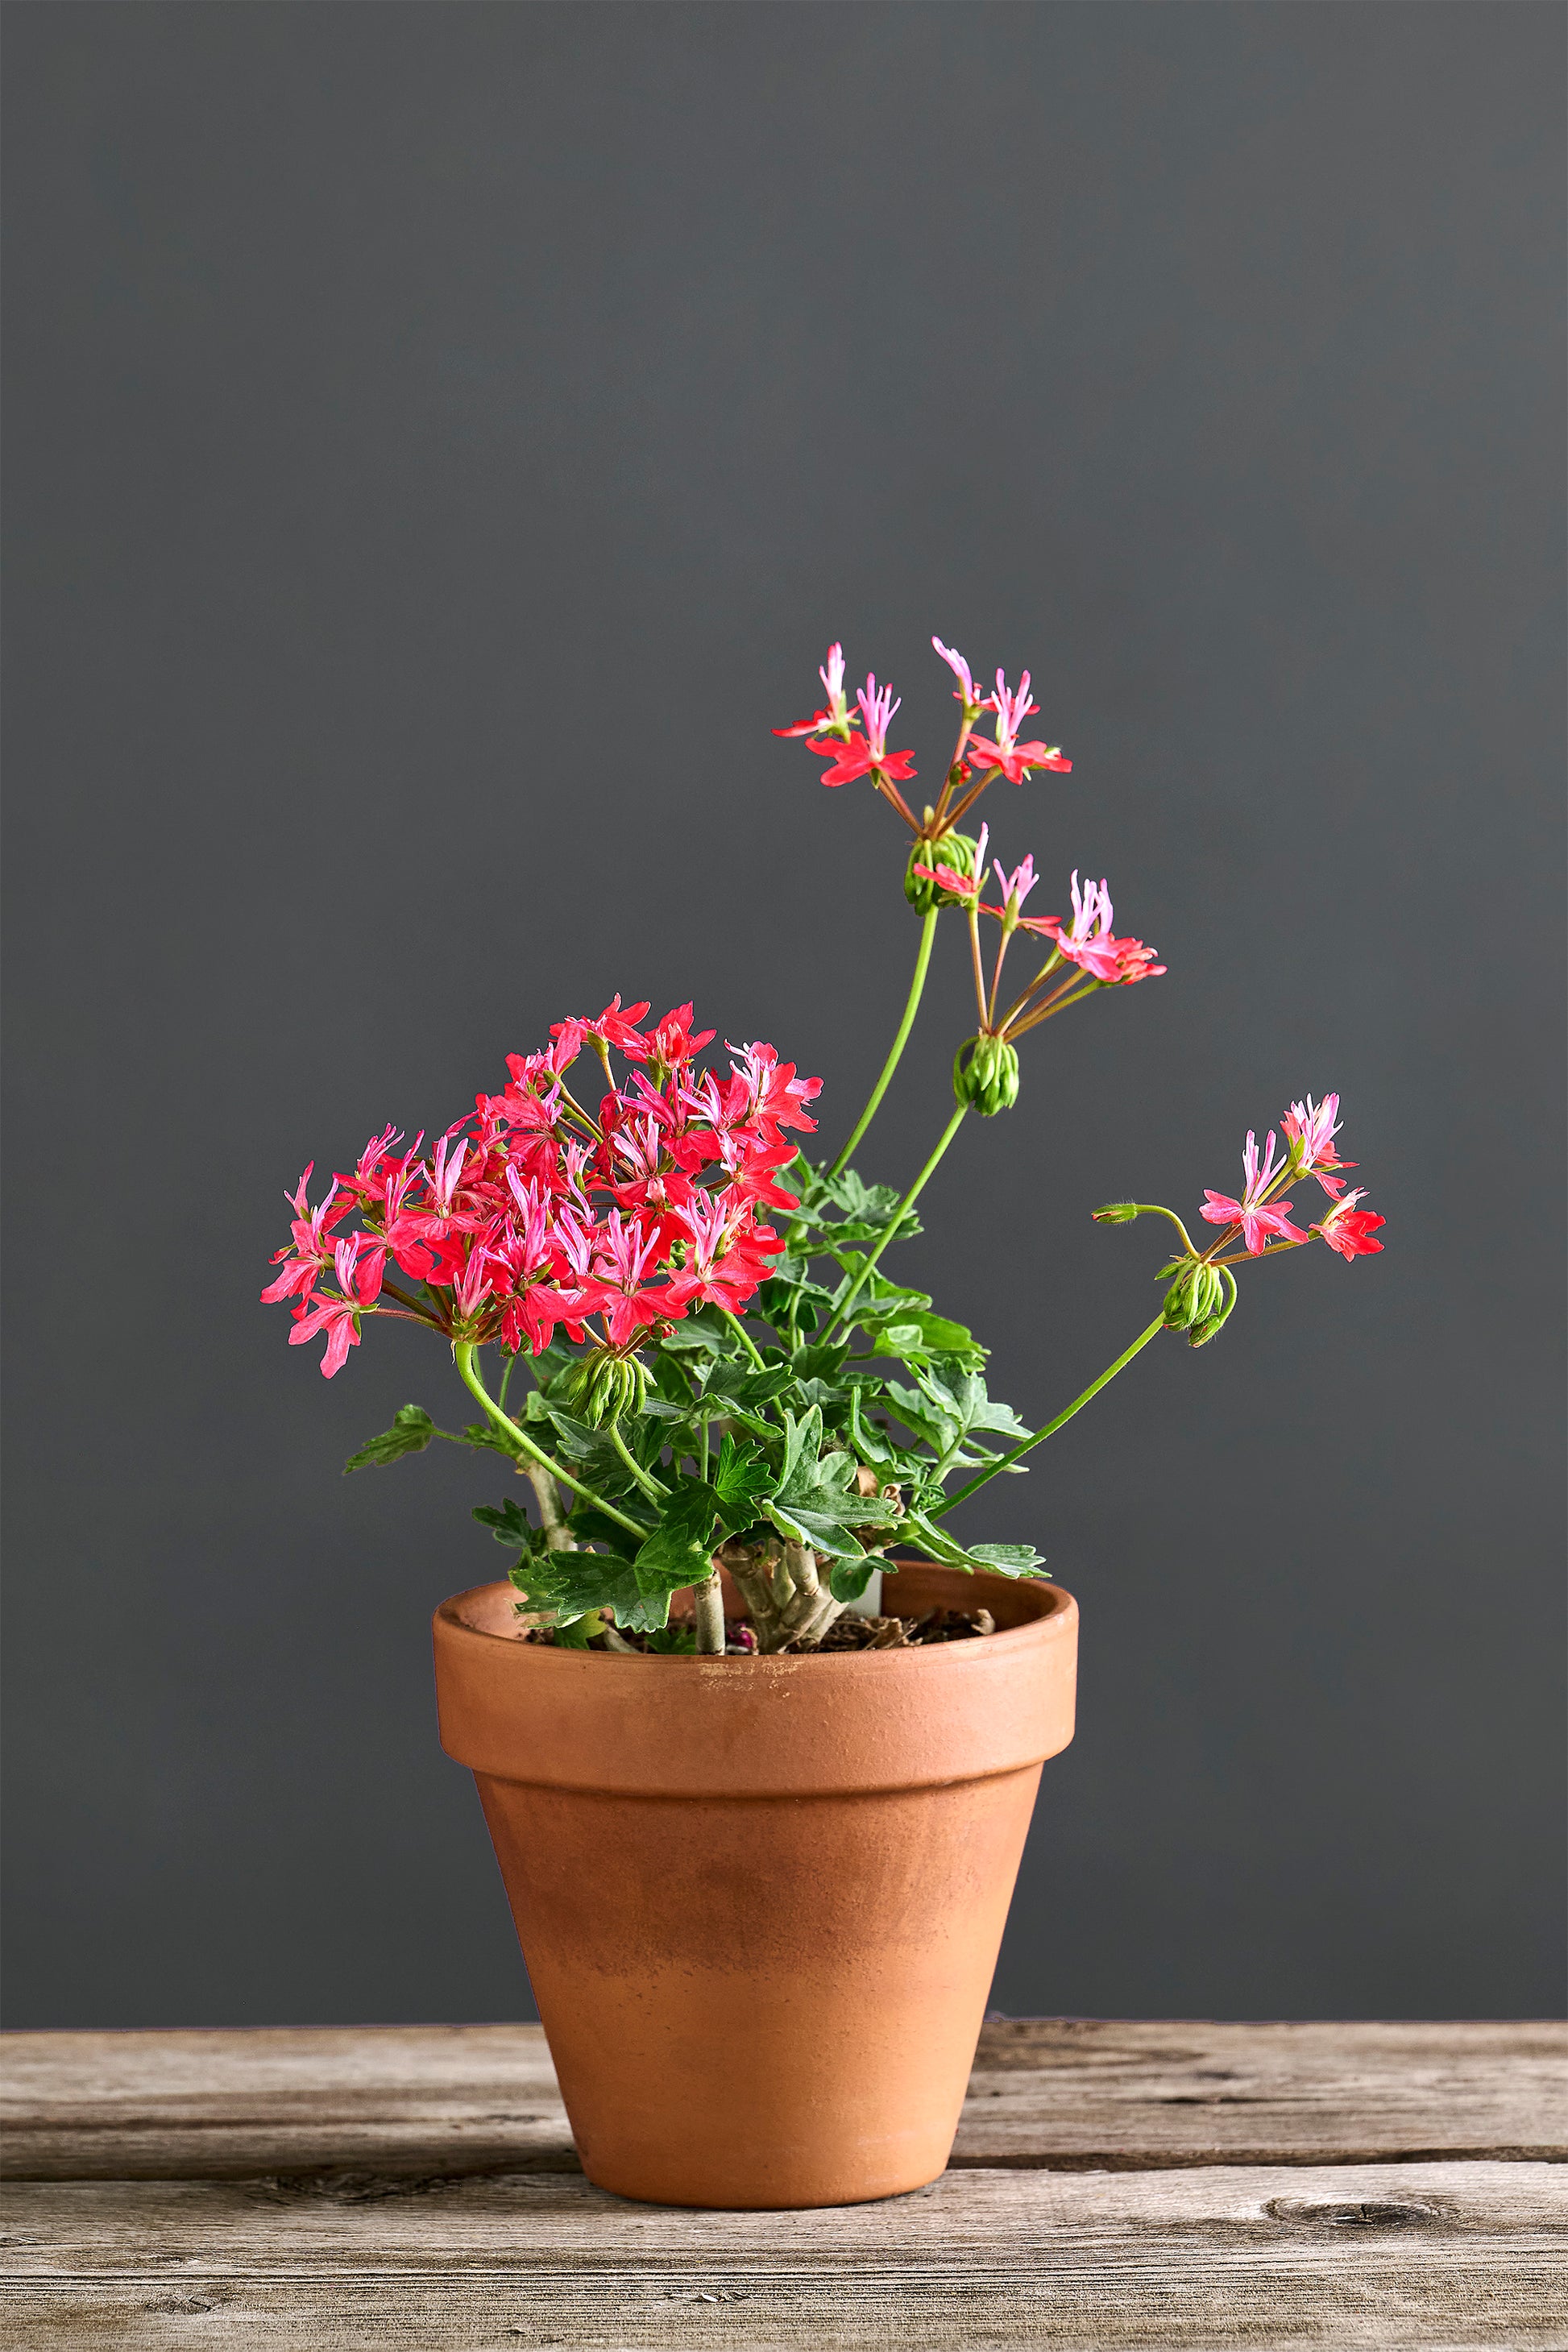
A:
[2,2020,1563,2347]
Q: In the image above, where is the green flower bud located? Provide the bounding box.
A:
[1187,1265,1238,1348]
[905,829,981,915]
[953,1032,1020,1117]
[1093,1201,1143,1225]
[1162,1259,1225,1331]
[566,1348,649,1428]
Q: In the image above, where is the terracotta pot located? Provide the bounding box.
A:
[433,1561,1077,2209]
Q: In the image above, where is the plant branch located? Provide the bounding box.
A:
[825,1101,969,1342]
[827,907,940,1180]
[716,1304,767,1370]
[453,1342,648,1538]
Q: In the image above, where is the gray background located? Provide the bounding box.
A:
[4,2,1562,2030]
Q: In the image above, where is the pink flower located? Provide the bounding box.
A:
[288,1292,362,1378]
[1031,873,1166,984]
[1282,1093,1357,1195]
[1315,1190,1386,1260]
[260,1165,350,1304]
[967,669,1072,783]
[774,643,852,738]
[808,674,917,787]
[1200,1129,1310,1255]
[991,850,1040,920]
[931,637,981,710]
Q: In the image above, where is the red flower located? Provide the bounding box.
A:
[265,1006,821,1372]
[1315,1191,1386,1260]
[623,1003,717,1072]
[808,674,917,787]
[967,668,1071,782]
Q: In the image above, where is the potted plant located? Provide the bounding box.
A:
[263,635,1385,2209]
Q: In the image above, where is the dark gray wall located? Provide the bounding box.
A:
[4,2,1562,2030]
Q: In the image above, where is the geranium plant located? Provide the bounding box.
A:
[264,637,1383,1654]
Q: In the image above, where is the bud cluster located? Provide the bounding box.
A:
[566,1346,650,1428]
[953,1033,1021,1118]
[1159,1256,1238,1348]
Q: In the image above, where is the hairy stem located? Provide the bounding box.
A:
[931,1314,1168,1518]
[828,908,940,1180]
[691,1569,726,1653]
[825,1102,969,1342]
[453,1343,647,1539]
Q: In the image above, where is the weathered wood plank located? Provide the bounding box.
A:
[1,2163,1562,2349]
[3,2020,1562,2180]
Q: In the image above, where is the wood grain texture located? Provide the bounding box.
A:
[1,2163,1563,2349]
[3,2019,1562,2180]
[3,2023,1562,2349]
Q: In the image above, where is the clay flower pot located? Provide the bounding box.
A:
[433,1560,1077,2209]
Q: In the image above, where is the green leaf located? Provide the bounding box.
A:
[509,1548,667,1632]
[645,1623,698,1655]
[472,1495,537,1549]
[896,1512,1045,1578]
[828,1553,880,1603]
[765,1501,868,1562]
[343,1404,438,1474]
[566,1503,655,1559]
[710,1434,773,1533]
[462,1420,518,1455]
[859,1310,985,1367]
[966,1543,1046,1574]
[631,1479,722,1599]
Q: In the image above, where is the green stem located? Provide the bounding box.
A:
[825,1101,969,1342]
[453,1343,647,1539]
[609,1421,667,1504]
[931,1314,1167,1519]
[716,1304,766,1371]
[828,908,940,1180]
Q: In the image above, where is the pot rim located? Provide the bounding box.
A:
[437,1558,1074,1674]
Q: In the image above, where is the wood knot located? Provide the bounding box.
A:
[1265,2196,1439,2228]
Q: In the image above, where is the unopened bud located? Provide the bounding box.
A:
[953,1032,1020,1117]
[1162,1259,1225,1331]
[567,1348,649,1428]
[905,828,981,915]
[1187,1267,1238,1349]
[1093,1201,1142,1225]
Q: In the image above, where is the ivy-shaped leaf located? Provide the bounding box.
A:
[343,1404,439,1474]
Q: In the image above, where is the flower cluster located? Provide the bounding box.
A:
[1200,1093,1385,1262]
[774,637,1070,840]
[262,1005,820,1375]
